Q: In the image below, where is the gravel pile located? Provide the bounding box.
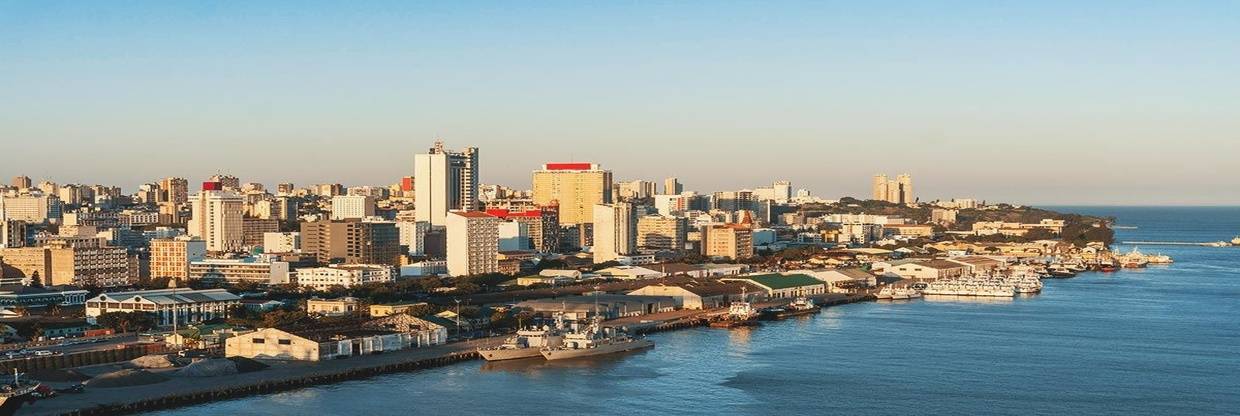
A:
[228,356,270,373]
[173,358,238,377]
[129,354,178,369]
[85,369,169,388]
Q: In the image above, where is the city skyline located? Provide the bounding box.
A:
[4,2,1238,205]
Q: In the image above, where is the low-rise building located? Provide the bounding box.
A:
[888,259,970,280]
[798,268,877,293]
[189,258,291,285]
[306,297,361,316]
[85,288,242,326]
[0,285,90,308]
[627,280,760,309]
[225,314,447,361]
[722,273,827,299]
[294,265,393,290]
[594,266,666,280]
[369,302,429,318]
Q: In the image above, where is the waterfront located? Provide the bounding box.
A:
[145,207,1239,416]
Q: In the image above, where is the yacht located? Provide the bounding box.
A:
[540,318,653,361]
[479,315,566,361]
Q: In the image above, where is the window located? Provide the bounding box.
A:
[278,339,292,345]
[252,338,265,344]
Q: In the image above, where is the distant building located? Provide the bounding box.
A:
[663,177,683,195]
[887,260,969,280]
[330,195,376,220]
[189,258,291,284]
[703,224,754,260]
[149,237,207,280]
[532,163,612,225]
[262,232,301,254]
[415,141,480,227]
[592,203,636,264]
[637,215,687,251]
[300,220,401,267]
[445,211,500,276]
[306,297,361,316]
[188,182,244,252]
[295,264,393,290]
[871,173,914,205]
[722,273,826,299]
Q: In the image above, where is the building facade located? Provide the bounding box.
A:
[592,203,636,264]
[150,237,207,279]
[531,163,612,225]
[445,211,500,276]
[187,182,245,252]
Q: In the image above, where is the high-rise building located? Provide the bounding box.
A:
[242,217,280,247]
[276,183,295,195]
[159,177,189,205]
[616,180,657,200]
[11,176,31,190]
[415,141,480,227]
[484,206,560,253]
[150,237,207,280]
[396,220,431,256]
[1,194,62,223]
[445,211,499,276]
[532,163,612,225]
[330,195,376,220]
[591,203,636,264]
[703,224,755,260]
[300,219,401,267]
[208,174,241,191]
[187,182,245,252]
[664,177,683,195]
[1,238,130,287]
[637,215,687,251]
[0,219,26,248]
[871,173,914,204]
[773,181,793,203]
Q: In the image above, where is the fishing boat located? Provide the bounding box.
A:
[764,297,821,319]
[710,294,761,328]
[1046,264,1077,278]
[540,318,653,361]
[479,314,566,361]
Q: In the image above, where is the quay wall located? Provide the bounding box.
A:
[0,343,168,374]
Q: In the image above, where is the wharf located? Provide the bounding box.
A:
[18,337,503,416]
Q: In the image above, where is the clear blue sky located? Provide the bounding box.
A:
[2,1,1237,205]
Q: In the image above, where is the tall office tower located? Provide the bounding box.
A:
[591,203,636,264]
[773,181,793,203]
[208,174,241,191]
[872,174,889,201]
[330,195,376,220]
[532,163,613,225]
[276,183,295,195]
[637,215,687,251]
[150,236,207,279]
[11,176,31,190]
[415,141,480,227]
[159,177,189,205]
[445,211,499,276]
[187,181,245,252]
[664,177,683,195]
[300,219,401,266]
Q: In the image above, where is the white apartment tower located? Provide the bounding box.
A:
[415,141,479,227]
[330,195,376,220]
[187,182,245,252]
[592,203,636,264]
[445,211,499,276]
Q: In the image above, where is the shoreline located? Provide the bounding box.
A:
[19,294,873,416]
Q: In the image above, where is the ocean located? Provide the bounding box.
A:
[146,206,1240,415]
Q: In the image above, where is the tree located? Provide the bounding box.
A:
[96,311,158,333]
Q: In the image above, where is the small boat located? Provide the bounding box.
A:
[0,369,40,416]
[769,297,820,319]
[711,289,761,328]
[1099,262,1118,272]
[1046,264,1077,278]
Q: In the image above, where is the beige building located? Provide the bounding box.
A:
[330,195,376,220]
[532,163,612,225]
[226,315,446,361]
[369,302,429,318]
[872,173,914,205]
[592,203,636,264]
[889,260,969,280]
[294,264,393,290]
[0,239,130,287]
[150,237,207,279]
[703,224,754,260]
[307,297,361,316]
[883,224,935,238]
[188,183,245,252]
[85,288,241,326]
[189,258,291,284]
[637,215,687,251]
[446,211,500,276]
[300,220,402,267]
[1,194,60,223]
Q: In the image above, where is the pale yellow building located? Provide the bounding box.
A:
[150,237,206,279]
[703,224,754,260]
[637,215,687,251]
[532,163,612,225]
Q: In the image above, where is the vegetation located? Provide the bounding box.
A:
[96,311,158,333]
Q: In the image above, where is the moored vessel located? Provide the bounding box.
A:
[540,318,653,361]
[479,314,567,361]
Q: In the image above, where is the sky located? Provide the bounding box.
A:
[2,1,1237,205]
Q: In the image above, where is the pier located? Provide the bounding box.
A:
[1121,241,1233,247]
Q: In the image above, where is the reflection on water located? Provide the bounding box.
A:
[479,349,652,374]
[921,294,1017,304]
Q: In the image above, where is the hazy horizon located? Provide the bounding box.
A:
[3,2,1238,205]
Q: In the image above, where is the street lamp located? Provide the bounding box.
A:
[454,298,461,337]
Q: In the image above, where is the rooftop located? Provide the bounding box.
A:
[729,273,824,290]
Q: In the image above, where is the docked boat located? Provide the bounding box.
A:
[1118,247,1150,268]
[764,297,821,319]
[540,318,653,361]
[0,370,40,416]
[1046,264,1077,278]
[923,278,1016,298]
[1147,253,1174,265]
[710,290,761,328]
[479,315,566,361]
